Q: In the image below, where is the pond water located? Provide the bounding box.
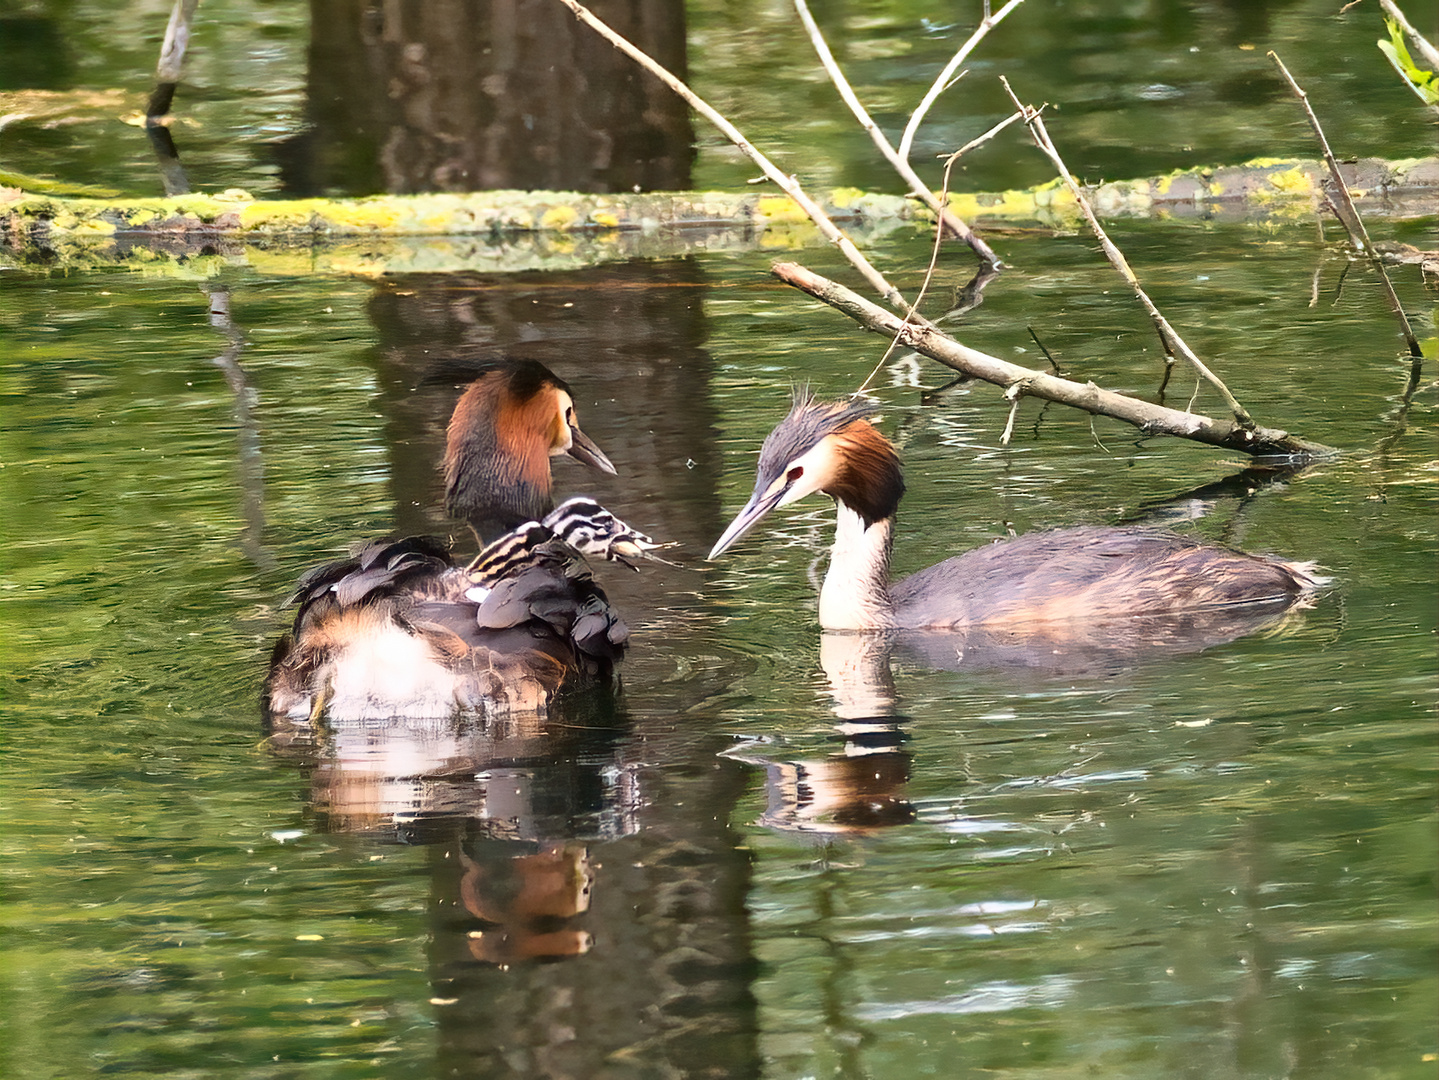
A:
[3,2,1437,1079]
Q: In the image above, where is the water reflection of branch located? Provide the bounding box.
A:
[204,286,272,570]
[145,0,198,196]
[1125,462,1319,551]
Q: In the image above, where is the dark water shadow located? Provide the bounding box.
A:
[256,254,761,1074]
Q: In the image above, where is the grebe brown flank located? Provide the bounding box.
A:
[708,391,1325,632]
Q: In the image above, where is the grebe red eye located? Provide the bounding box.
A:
[787,466,803,483]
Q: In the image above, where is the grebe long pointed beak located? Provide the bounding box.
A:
[708,482,789,560]
[566,425,616,475]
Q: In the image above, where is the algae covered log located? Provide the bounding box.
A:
[2,157,1435,276]
[4,156,1436,243]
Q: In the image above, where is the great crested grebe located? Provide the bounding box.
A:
[708,391,1324,633]
[264,360,648,724]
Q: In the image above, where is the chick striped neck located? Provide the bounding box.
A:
[818,500,897,631]
[465,521,560,585]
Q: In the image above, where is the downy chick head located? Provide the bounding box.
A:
[545,497,675,569]
[445,359,615,540]
[709,390,904,559]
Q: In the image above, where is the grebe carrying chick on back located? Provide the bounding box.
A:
[264,360,669,725]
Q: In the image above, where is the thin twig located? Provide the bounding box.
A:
[899,0,1028,163]
[857,151,976,395]
[555,0,912,313]
[1267,53,1371,251]
[942,110,1026,163]
[1268,51,1424,360]
[1088,414,1111,454]
[792,0,1001,265]
[1026,326,1062,374]
[1000,76,1259,431]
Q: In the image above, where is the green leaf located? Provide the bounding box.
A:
[1379,18,1439,105]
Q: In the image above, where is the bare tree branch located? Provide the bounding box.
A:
[555,0,912,313]
[898,0,1028,163]
[941,110,1026,163]
[773,261,1336,460]
[792,0,1002,266]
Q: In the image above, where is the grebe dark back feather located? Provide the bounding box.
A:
[709,390,1324,633]
[265,498,666,725]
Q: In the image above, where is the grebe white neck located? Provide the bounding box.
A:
[818,501,896,631]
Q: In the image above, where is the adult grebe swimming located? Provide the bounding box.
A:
[709,391,1323,632]
[264,361,661,723]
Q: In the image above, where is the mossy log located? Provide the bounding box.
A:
[3,156,1434,275]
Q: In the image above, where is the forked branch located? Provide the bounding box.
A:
[898,0,1028,162]
[773,261,1336,460]
[792,0,1019,266]
[555,0,911,313]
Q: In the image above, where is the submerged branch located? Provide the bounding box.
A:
[772,261,1337,461]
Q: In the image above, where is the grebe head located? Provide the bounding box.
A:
[708,390,904,559]
[444,359,616,540]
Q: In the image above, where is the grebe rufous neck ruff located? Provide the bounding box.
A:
[708,391,1323,633]
[444,359,615,544]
